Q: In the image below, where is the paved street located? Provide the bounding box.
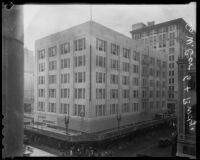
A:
[112,125,172,157]
[25,124,173,157]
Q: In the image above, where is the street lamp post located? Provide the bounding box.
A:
[65,113,70,135]
[80,110,84,134]
[117,114,122,133]
[116,113,122,148]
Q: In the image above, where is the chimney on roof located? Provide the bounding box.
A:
[147,21,155,26]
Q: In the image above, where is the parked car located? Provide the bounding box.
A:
[158,138,171,147]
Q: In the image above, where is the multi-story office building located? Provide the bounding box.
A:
[34,21,168,133]
[130,18,195,114]
[24,48,35,113]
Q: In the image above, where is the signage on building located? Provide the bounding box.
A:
[183,24,196,135]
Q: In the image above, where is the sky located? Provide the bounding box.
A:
[24,3,196,51]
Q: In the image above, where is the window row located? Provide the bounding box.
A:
[38,74,70,84]
[134,25,176,40]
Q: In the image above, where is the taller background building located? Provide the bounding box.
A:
[130,18,193,114]
[24,48,35,113]
[34,21,168,134]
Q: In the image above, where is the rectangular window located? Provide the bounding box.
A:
[96,38,107,52]
[142,90,147,99]
[122,76,129,85]
[169,32,175,39]
[122,62,130,72]
[169,40,175,46]
[110,104,118,114]
[133,90,139,98]
[38,63,45,72]
[111,43,119,55]
[169,48,175,54]
[75,55,86,67]
[123,48,130,58]
[74,38,86,51]
[60,42,70,54]
[96,88,106,99]
[60,88,70,98]
[48,46,56,57]
[37,101,45,112]
[132,103,139,112]
[74,104,85,117]
[49,61,57,70]
[162,91,165,98]
[48,89,56,98]
[156,101,160,109]
[110,89,118,99]
[122,103,130,113]
[38,76,45,84]
[162,71,166,78]
[61,73,70,84]
[150,57,155,65]
[110,74,119,84]
[149,102,154,110]
[48,75,56,84]
[48,103,56,113]
[157,59,161,68]
[96,72,105,83]
[59,103,69,114]
[38,89,45,98]
[110,59,119,70]
[133,51,140,61]
[96,55,106,68]
[156,70,160,77]
[122,89,129,99]
[61,58,70,69]
[156,81,160,88]
[133,77,139,86]
[150,80,154,87]
[74,88,85,99]
[75,72,85,83]
[149,90,154,98]
[156,90,160,98]
[133,65,139,73]
[96,104,106,116]
[38,49,45,59]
